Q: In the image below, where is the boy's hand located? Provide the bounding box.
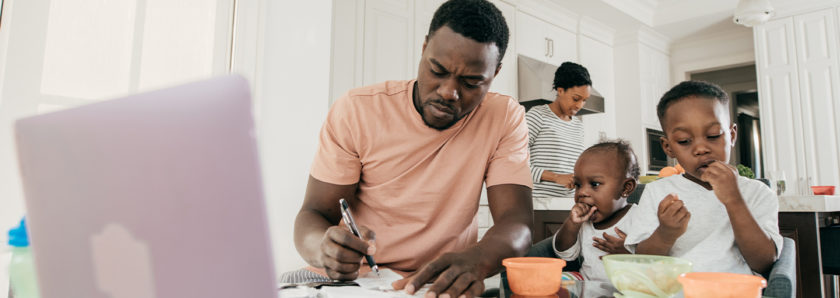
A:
[569,202,596,224]
[593,228,630,254]
[701,161,742,206]
[657,194,690,241]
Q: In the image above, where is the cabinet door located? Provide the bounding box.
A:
[545,25,577,66]
[793,9,840,189]
[362,0,415,86]
[487,0,517,98]
[515,10,550,63]
[755,17,808,195]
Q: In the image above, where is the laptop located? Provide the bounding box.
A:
[14,75,277,298]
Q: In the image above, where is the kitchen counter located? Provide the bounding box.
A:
[533,195,840,212]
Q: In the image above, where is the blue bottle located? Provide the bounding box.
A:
[8,218,40,298]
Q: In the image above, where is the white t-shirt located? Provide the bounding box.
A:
[623,175,783,274]
[553,207,633,282]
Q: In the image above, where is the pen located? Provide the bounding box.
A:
[339,198,380,276]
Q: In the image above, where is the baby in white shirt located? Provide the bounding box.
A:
[553,140,640,281]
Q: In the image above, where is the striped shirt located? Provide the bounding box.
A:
[526,104,584,198]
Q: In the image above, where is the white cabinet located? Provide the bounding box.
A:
[639,46,669,130]
[754,7,840,195]
[487,0,518,98]
[362,0,416,86]
[515,11,577,66]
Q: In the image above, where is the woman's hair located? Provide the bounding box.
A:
[552,61,592,90]
[584,139,640,180]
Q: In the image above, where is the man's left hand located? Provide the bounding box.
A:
[701,161,742,205]
[392,248,486,298]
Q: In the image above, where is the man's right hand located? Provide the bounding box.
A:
[319,225,376,280]
[656,194,690,241]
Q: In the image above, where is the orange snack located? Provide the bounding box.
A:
[658,166,679,178]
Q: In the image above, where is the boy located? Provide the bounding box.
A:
[623,81,782,274]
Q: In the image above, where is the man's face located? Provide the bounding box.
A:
[554,85,591,117]
[660,96,737,180]
[414,26,501,130]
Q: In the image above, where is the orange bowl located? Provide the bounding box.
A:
[503,257,566,296]
[811,186,835,195]
[678,272,766,298]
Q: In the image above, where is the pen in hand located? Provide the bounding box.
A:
[339,198,380,277]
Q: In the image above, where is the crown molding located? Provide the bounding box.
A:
[578,16,616,46]
[600,0,657,27]
[516,0,578,33]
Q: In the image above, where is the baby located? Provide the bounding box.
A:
[623,80,782,274]
[553,140,640,281]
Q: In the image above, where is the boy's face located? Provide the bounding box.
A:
[660,96,737,180]
[573,150,633,224]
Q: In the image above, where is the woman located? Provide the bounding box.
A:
[526,61,591,198]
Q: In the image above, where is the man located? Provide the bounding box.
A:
[291,1,533,297]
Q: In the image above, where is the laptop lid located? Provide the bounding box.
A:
[14,75,277,298]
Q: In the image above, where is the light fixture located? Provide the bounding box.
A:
[733,0,776,27]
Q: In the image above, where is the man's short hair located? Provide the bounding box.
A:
[428,0,510,64]
[552,62,592,90]
[657,80,730,125]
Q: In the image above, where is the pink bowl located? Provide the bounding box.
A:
[812,186,835,195]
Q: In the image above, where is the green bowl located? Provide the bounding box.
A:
[603,254,693,298]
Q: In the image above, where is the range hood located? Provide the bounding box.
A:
[516,55,605,115]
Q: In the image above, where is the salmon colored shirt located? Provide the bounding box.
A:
[310,80,532,274]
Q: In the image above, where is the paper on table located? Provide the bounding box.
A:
[321,269,429,298]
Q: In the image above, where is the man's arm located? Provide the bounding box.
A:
[294,175,373,280]
[393,184,532,298]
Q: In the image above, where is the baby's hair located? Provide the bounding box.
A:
[656,80,729,125]
[584,139,640,180]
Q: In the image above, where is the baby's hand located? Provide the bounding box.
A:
[569,202,596,224]
[700,161,741,205]
[657,194,690,241]
[593,228,630,254]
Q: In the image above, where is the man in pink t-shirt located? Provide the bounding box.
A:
[292,1,533,297]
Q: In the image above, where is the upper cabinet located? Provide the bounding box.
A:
[754,6,840,195]
[515,10,578,66]
[362,0,416,86]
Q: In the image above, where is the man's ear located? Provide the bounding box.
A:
[661,136,676,158]
[622,178,637,198]
[729,123,738,147]
[422,35,428,52]
[494,62,502,78]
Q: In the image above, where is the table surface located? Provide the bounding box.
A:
[500,279,618,298]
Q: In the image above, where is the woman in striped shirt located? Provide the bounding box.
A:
[526,62,592,198]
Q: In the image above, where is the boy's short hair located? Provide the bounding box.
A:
[656,80,729,128]
[585,139,640,180]
[553,62,592,90]
[428,0,509,64]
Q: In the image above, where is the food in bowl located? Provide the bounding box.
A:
[602,254,692,297]
[811,185,835,195]
[502,257,566,296]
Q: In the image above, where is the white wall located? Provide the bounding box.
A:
[670,27,755,83]
[256,1,332,273]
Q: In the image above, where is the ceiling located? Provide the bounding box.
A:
[551,0,830,42]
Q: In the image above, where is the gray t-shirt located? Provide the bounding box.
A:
[623,175,783,274]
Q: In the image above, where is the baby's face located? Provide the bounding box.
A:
[573,150,630,224]
[660,96,736,180]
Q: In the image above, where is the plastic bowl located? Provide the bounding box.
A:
[811,185,835,195]
[503,257,566,296]
[602,254,692,297]
[678,272,766,298]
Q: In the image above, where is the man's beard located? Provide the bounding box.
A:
[420,100,462,130]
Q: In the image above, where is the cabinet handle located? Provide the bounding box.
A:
[549,39,554,58]
[545,37,550,57]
